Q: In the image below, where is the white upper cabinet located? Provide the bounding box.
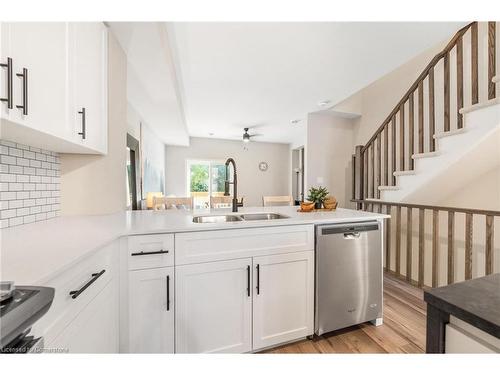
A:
[0,22,107,154]
[1,23,68,137]
[68,22,108,154]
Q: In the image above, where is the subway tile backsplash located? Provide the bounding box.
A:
[0,140,60,228]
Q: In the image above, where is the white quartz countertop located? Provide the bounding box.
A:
[0,206,388,285]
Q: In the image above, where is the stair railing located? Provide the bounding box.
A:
[352,22,497,203]
[352,199,499,289]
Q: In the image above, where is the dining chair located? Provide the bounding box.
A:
[262,195,294,207]
[153,196,193,210]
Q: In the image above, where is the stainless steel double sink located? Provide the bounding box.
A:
[192,213,289,223]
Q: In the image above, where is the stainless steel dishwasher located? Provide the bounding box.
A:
[315,221,382,336]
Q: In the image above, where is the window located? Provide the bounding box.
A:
[187,160,229,209]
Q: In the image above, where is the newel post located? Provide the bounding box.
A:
[353,145,364,209]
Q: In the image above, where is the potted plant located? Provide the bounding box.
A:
[307,186,329,209]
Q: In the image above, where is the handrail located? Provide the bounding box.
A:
[362,22,475,152]
[351,199,500,216]
[352,198,498,287]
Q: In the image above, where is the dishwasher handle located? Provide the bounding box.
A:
[343,232,361,239]
[318,221,379,236]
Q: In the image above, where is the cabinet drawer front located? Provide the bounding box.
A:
[32,241,118,345]
[445,324,498,353]
[128,234,174,270]
[175,225,314,265]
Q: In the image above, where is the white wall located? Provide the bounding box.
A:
[305,112,355,207]
[60,32,127,215]
[165,137,290,207]
[333,40,446,147]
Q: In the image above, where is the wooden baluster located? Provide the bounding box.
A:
[376,133,381,199]
[465,213,473,280]
[457,36,464,129]
[444,52,450,132]
[399,103,405,171]
[447,212,455,285]
[391,116,396,185]
[429,67,436,151]
[471,22,479,105]
[354,145,364,208]
[409,92,415,169]
[418,81,424,153]
[406,207,413,282]
[384,125,389,186]
[396,206,402,276]
[370,144,375,198]
[485,215,494,275]
[432,210,439,287]
[363,149,368,199]
[488,22,496,100]
[418,208,425,287]
[385,205,392,270]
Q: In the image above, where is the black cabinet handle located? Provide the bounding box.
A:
[166,275,170,311]
[78,107,86,139]
[256,264,260,295]
[131,249,169,256]
[69,269,106,299]
[16,68,28,115]
[0,57,13,109]
[246,265,250,297]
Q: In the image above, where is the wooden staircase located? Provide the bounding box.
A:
[351,22,500,289]
[352,22,498,203]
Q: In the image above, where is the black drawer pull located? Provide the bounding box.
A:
[16,68,28,115]
[0,57,13,109]
[166,275,170,311]
[69,269,106,299]
[131,250,169,256]
[256,264,260,295]
[78,107,86,139]
[247,265,250,297]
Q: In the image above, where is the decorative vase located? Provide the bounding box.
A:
[315,201,322,209]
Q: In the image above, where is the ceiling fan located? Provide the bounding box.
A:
[242,127,262,143]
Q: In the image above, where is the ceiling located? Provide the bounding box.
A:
[108,22,190,146]
[110,22,465,146]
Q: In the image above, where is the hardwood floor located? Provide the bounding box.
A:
[262,273,427,353]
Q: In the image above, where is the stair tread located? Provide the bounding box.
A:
[378,185,400,191]
[412,151,440,159]
[434,128,466,139]
[460,97,500,114]
[393,170,416,176]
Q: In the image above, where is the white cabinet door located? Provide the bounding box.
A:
[252,251,314,351]
[128,267,174,353]
[68,22,108,154]
[2,22,68,138]
[175,258,252,353]
[49,279,119,353]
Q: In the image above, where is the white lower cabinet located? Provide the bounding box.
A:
[175,258,253,353]
[252,251,315,350]
[128,267,174,353]
[49,279,119,353]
